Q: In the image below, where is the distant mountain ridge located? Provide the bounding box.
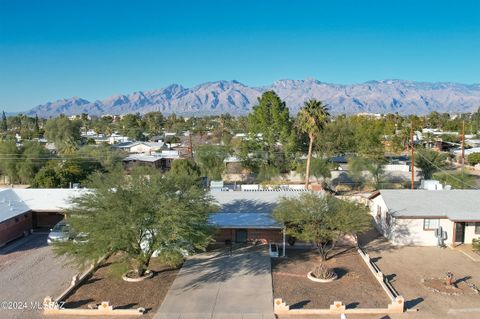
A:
[24,79,480,117]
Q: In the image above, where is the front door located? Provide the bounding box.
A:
[455,222,465,244]
[235,229,248,243]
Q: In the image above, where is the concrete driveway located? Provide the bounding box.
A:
[154,245,275,319]
[0,234,77,319]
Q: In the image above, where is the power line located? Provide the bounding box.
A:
[415,150,479,189]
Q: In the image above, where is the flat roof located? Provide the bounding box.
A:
[209,190,305,228]
[379,189,480,221]
[0,189,31,223]
[209,212,283,229]
[0,188,88,223]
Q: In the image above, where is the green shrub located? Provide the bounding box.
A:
[473,238,480,252]
[467,152,480,166]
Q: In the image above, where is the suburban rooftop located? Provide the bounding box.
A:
[378,189,480,221]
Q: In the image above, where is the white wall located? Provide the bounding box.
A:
[465,222,480,244]
[369,195,455,246]
[388,218,454,246]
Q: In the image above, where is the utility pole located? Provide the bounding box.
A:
[461,120,465,171]
[461,121,465,188]
[410,122,415,190]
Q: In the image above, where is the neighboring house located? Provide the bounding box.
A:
[114,141,166,154]
[122,150,181,172]
[0,188,86,246]
[208,191,302,245]
[369,190,480,246]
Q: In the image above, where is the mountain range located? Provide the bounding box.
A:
[24,79,480,117]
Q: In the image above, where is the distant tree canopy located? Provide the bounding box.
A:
[0,140,51,184]
[246,91,296,172]
[348,156,386,190]
[31,145,121,188]
[119,113,145,141]
[433,170,476,189]
[44,116,82,147]
[1,111,7,132]
[194,144,228,180]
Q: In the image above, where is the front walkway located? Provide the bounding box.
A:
[452,244,480,262]
[154,245,275,319]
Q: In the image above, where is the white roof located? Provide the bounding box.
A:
[208,191,306,229]
[0,188,88,223]
[12,189,88,212]
[453,147,480,156]
[379,189,480,221]
[0,189,31,223]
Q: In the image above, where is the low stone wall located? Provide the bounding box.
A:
[274,248,405,315]
[43,299,144,316]
[43,255,144,316]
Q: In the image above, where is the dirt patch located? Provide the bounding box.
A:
[422,277,480,296]
[272,247,390,309]
[63,256,179,318]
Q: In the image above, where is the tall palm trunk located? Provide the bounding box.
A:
[305,133,314,189]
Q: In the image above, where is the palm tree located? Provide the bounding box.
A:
[296,99,330,189]
[414,148,448,179]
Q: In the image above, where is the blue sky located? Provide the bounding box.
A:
[1,0,480,112]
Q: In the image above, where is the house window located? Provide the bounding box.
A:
[475,222,480,235]
[423,219,440,230]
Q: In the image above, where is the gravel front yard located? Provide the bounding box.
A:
[272,247,390,309]
[0,234,77,319]
[63,255,179,318]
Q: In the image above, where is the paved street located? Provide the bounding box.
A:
[0,234,77,319]
[154,245,275,319]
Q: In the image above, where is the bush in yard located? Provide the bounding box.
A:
[311,263,336,280]
[273,193,372,261]
[54,166,217,278]
[467,152,480,166]
[473,239,480,252]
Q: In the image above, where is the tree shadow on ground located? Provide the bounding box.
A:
[175,245,273,289]
[63,298,94,308]
[405,297,424,309]
[334,267,348,279]
[0,233,48,256]
[454,275,472,285]
[116,303,138,309]
[290,300,311,309]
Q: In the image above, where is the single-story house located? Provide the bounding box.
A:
[208,191,301,245]
[122,150,181,172]
[114,141,166,154]
[0,188,86,246]
[0,187,309,250]
[369,190,480,246]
